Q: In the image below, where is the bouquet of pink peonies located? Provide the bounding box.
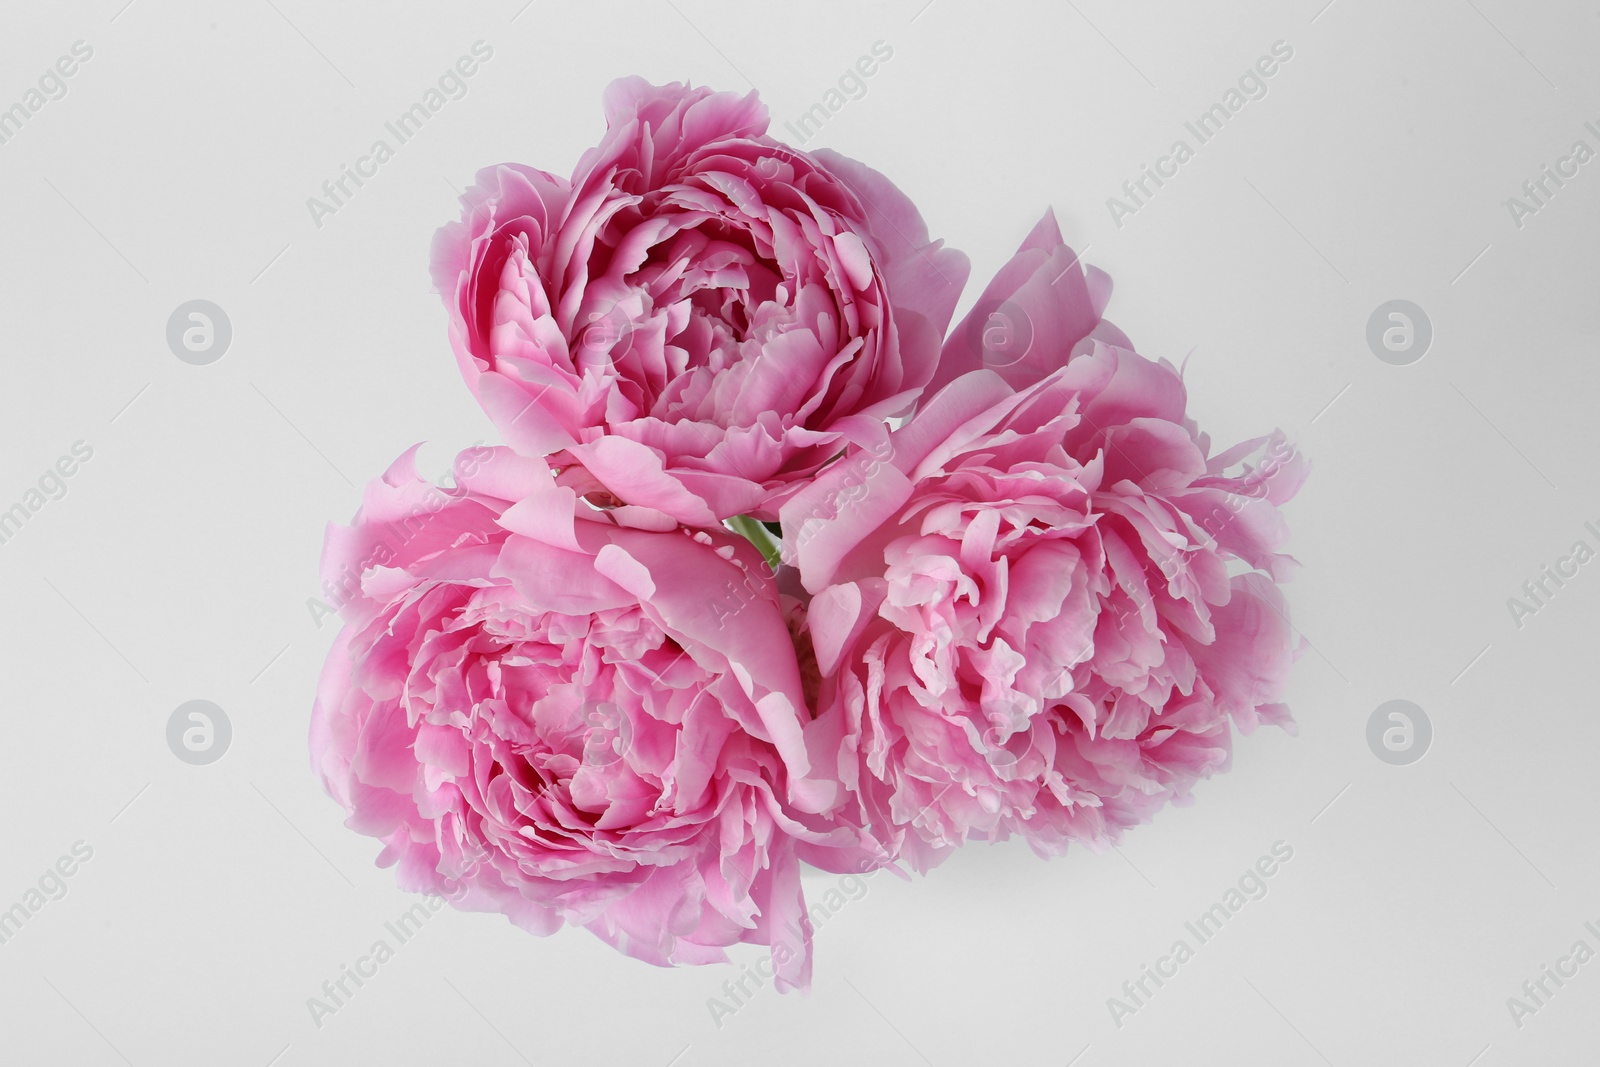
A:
[311,77,1306,991]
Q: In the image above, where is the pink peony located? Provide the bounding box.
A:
[780,220,1307,871]
[431,77,968,527]
[310,445,874,989]
[925,209,1130,395]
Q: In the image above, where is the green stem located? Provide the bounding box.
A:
[725,514,784,571]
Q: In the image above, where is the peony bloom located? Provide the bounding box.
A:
[310,445,874,989]
[926,208,1130,395]
[431,77,968,527]
[780,228,1307,871]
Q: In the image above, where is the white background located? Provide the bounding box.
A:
[2,0,1597,1063]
